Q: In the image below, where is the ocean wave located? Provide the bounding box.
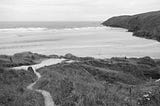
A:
[0,26,107,32]
[0,44,41,50]
[0,38,63,45]
[0,27,48,32]
[62,26,106,30]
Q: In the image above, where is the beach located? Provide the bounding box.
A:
[0,22,160,58]
[0,21,160,106]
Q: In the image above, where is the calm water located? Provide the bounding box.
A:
[0,21,160,58]
[0,21,100,29]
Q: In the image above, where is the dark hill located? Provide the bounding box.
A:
[102,11,160,42]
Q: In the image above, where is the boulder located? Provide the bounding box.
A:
[64,53,78,60]
[27,67,34,73]
[138,56,156,67]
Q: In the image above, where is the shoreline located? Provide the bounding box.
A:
[102,11,160,42]
[1,52,160,68]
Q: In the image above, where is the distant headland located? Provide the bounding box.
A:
[102,11,160,42]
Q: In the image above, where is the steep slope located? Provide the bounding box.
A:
[102,11,160,41]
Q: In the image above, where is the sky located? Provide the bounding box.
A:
[0,0,160,21]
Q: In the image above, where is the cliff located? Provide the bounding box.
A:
[102,11,160,41]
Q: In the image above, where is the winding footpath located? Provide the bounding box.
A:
[14,58,65,106]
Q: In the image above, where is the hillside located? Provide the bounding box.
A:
[102,11,160,41]
[35,54,160,106]
[0,52,48,106]
[1,52,160,106]
[0,67,44,106]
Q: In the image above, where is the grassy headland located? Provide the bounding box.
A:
[102,11,160,42]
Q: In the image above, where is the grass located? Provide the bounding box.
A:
[34,56,160,106]
[0,67,44,106]
[1,52,160,106]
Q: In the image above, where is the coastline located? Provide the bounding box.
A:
[102,11,160,42]
[0,1,159,106]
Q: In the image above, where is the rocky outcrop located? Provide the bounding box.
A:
[0,52,50,67]
[102,11,160,42]
[28,67,35,74]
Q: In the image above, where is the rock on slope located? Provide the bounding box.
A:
[0,52,50,67]
[102,11,160,41]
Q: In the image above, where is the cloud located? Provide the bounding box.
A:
[0,0,159,21]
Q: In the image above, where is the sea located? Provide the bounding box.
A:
[0,21,160,58]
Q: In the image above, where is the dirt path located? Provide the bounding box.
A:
[14,58,65,106]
